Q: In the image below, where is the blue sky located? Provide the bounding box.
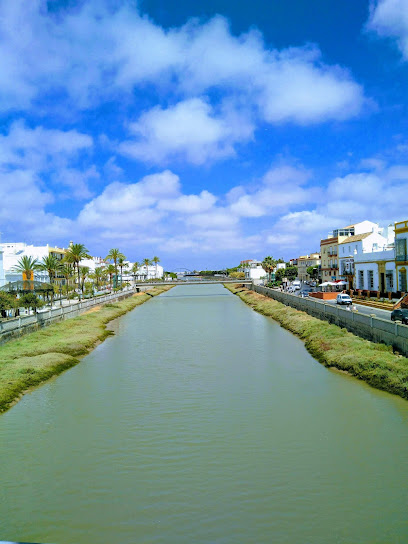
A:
[1,0,408,270]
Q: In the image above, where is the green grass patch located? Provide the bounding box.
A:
[225,284,408,401]
[0,286,172,413]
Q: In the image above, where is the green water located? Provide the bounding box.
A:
[1,284,408,543]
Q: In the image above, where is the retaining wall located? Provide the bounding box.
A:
[251,285,408,357]
[0,288,149,345]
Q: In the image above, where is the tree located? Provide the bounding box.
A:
[90,267,106,290]
[12,256,40,282]
[307,265,319,280]
[19,293,44,314]
[117,256,129,287]
[230,271,246,279]
[61,264,74,293]
[38,255,63,304]
[79,266,90,293]
[64,243,91,295]
[262,256,277,283]
[285,266,298,281]
[105,264,116,290]
[152,256,160,278]
[0,292,16,317]
[106,248,125,286]
[131,262,140,283]
[142,258,151,280]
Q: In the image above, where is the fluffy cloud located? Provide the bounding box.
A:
[228,164,316,218]
[119,98,253,164]
[367,0,408,58]
[0,2,366,126]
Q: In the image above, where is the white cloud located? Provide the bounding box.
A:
[367,0,408,59]
[0,2,367,129]
[119,98,253,164]
[228,164,316,218]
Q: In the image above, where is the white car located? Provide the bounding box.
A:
[336,293,352,305]
[292,281,301,290]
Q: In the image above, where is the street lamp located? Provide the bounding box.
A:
[59,285,63,307]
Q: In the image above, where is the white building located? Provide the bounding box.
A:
[0,243,66,286]
[129,264,164,281]
[395,219,408,292]
[241,260,266,284]
[339,224,395,292]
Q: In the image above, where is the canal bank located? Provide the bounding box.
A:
[0,285,172,413]
[225,284,408,401]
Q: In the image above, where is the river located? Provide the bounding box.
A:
[1,284,408,543]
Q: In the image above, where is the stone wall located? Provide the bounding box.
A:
[0,288,148,344]
[251,285,408,357]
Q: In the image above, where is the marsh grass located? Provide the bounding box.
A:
[225,284,408,400]
[0,286,172,413]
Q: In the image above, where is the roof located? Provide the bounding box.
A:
[338,232,372,244]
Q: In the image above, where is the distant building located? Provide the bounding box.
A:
[241,259,266,283]
[320,221,379,282]
[395,219,408,292]
[297,253,321,282]
[338,224,394,290]
[0,243,66,286]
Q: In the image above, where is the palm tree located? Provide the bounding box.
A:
[12,256,40,288]
[90,267,106,291]
[79,266,90,293]
[38,255,63,285]
[117,256,129,287]
[105,248,125,288]
[105,264,116,290]
[64,243,91,295]
[131,261,140,283]
[61,263,74,293]
[262,256,277,283]
[152,256,160,279]
[142,258,151,281]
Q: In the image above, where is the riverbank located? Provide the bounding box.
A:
[225,284,408,400]
[0,286,172,413]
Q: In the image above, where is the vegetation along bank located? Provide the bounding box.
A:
[225,284,408,401]
[0,286,172,414]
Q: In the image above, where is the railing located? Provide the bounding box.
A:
[250,285,408,357]
[396,254,408,262]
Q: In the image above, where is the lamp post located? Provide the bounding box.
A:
[59,285,63,307]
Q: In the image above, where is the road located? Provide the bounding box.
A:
[321,298,392,321]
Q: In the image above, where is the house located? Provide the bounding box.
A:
[297,253,321,282]
[395,219,408,292]
[353,226,395,293]
[338,224,393,290]
[0,242,66,286]
[320,221,379,282]
[241,259,266,283]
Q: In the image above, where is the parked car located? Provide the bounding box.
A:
[336,293,352,305]
[391,308,408,324]
[292,280,301,290]
[298,290,311,298]
[286,286,296,293]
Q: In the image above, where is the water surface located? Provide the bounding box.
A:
[1,284,408,543]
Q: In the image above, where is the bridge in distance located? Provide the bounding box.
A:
[135,279,252,287]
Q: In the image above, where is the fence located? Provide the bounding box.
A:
[0,288,147,344]
[251,285,408,357]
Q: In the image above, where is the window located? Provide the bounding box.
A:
[368,270,374,290]
[399,270,407,291]
[359,270,364,289]
[396,238,407,261]
[386,271,394,291]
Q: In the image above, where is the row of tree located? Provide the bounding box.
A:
[10,244,162,299]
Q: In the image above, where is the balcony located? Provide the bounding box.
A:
[328,251,337,256]
[396,254,408,263]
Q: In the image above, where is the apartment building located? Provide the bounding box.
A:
[395,219,408,292]
[297,253,321,282]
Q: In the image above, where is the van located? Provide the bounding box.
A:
[336,293,352,305]
[292,280,301,290]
